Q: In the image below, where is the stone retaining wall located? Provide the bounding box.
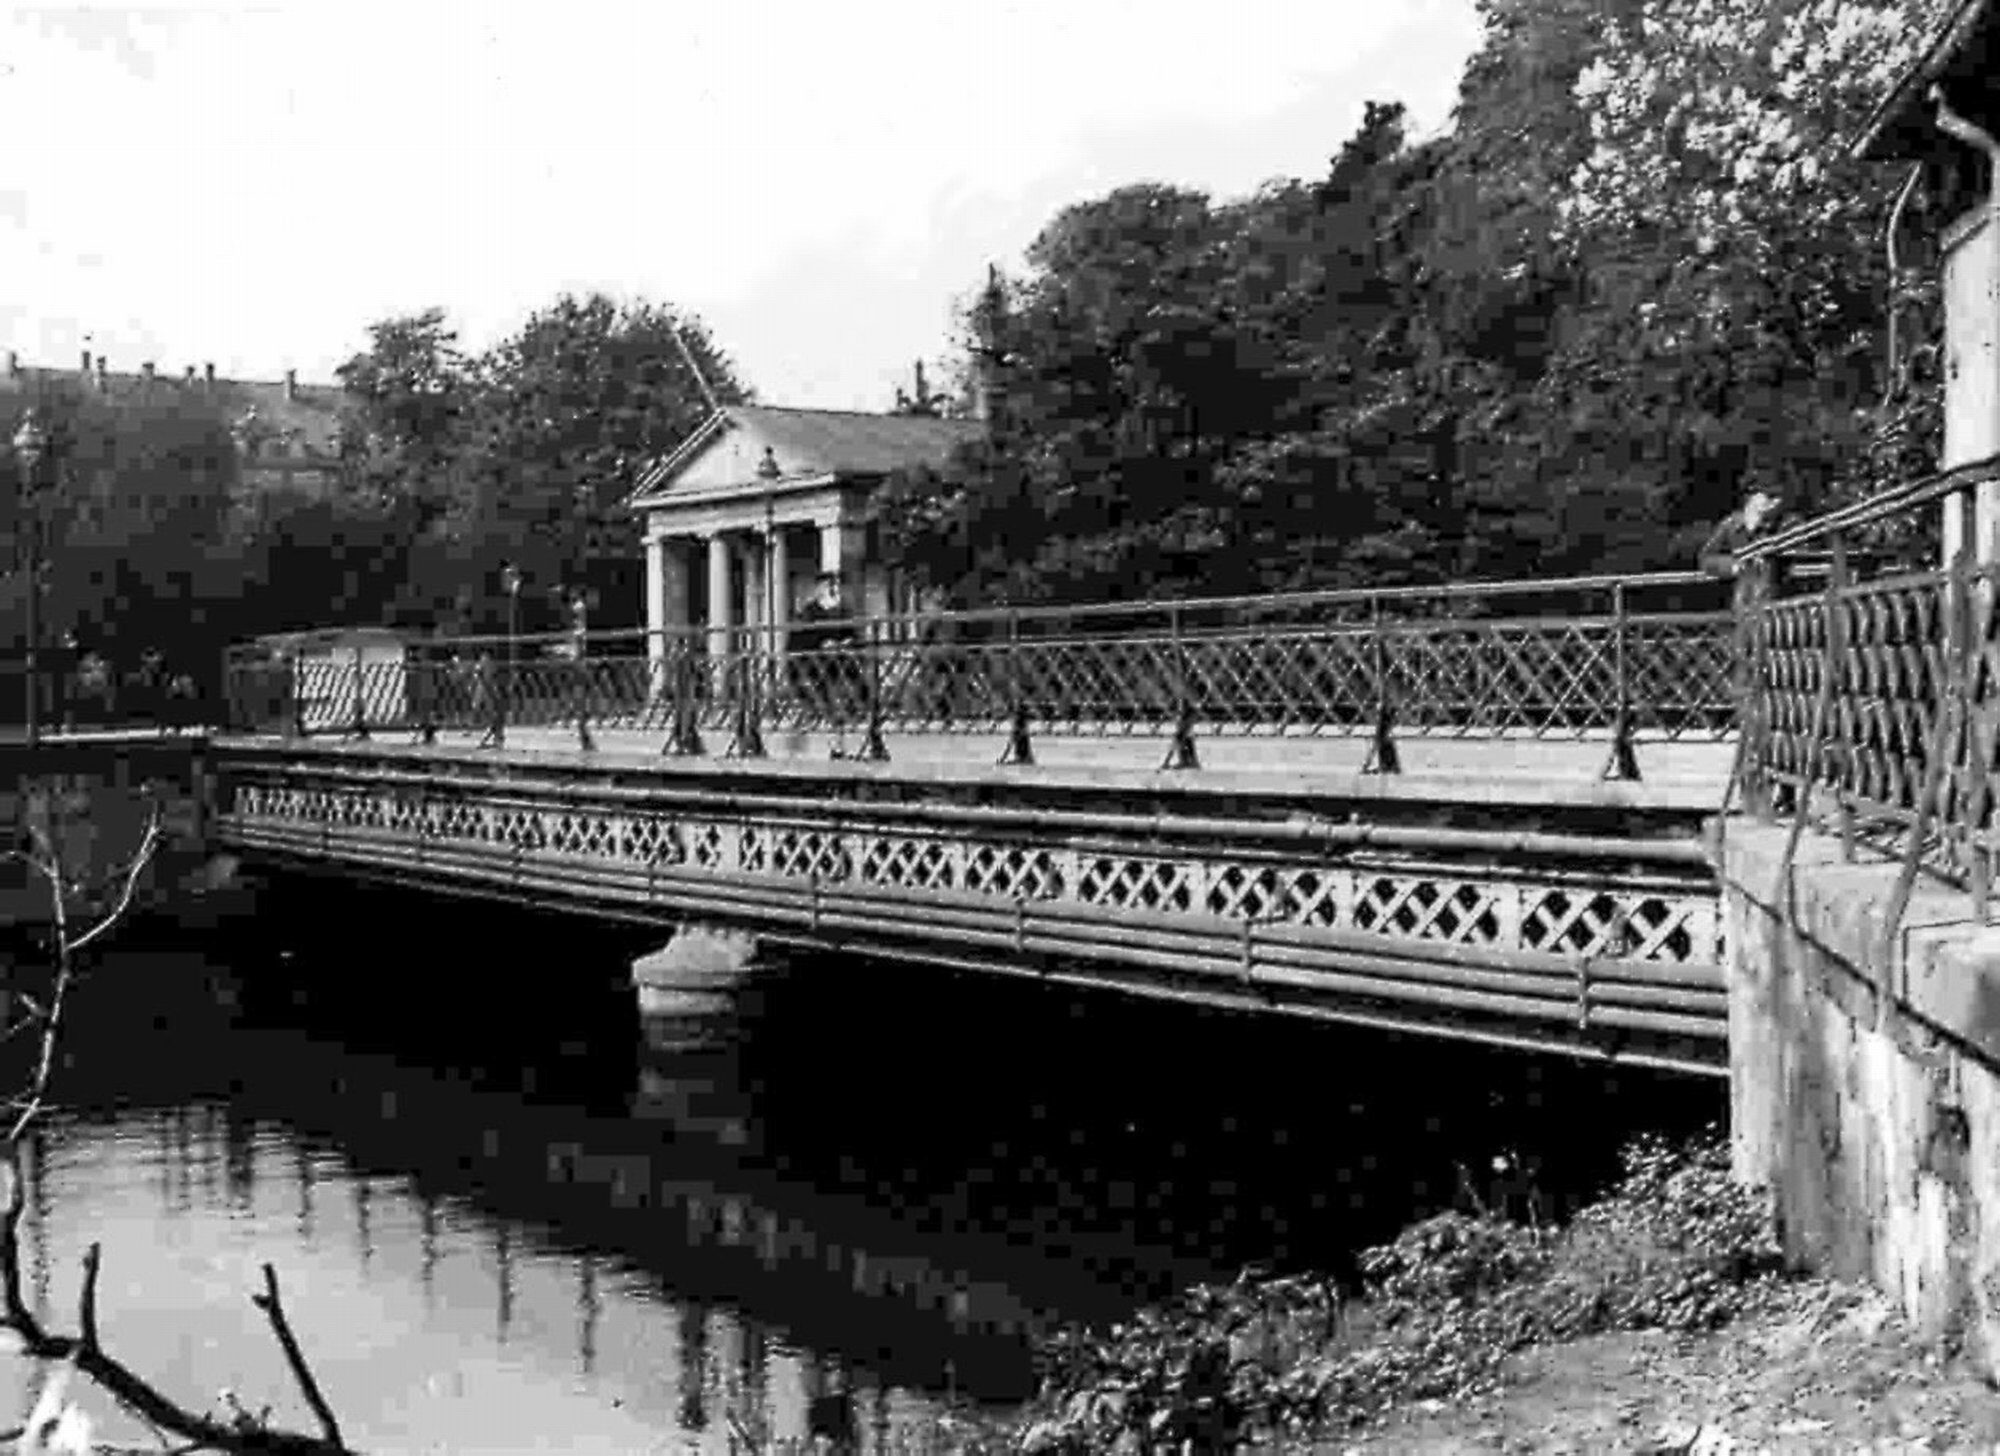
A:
[1721,818,2000,1371]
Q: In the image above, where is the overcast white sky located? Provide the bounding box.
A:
[0,2,1484,411]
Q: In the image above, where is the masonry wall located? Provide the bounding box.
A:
[1722,819,2000,1370]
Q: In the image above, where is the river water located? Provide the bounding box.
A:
[0,877,1723,1453]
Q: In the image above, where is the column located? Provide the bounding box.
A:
[707,533,733,695]
[816,517,866,600]
[649,537,691,701]
[645,534,668,689]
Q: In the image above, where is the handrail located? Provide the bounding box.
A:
[1739,451,2000,561]
[224,568,1722,658]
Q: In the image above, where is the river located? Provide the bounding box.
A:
[0,875,1723,1452]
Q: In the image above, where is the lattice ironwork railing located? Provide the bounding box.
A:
[220,571,1735,768]
[222,770,1723,967]
[1735,454,2000,925]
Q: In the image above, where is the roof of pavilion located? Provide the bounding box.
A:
[628,405,983,509]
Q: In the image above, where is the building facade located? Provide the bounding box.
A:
[1,350,348,500]
[626,404,981,672]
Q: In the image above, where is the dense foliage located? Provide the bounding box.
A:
[0,381,241,678]
[880,0,1954,606]
[333,294,748,636]
[1011,1130,1784,1451]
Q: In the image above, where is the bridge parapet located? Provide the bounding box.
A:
[211,741,1727,1075]
[1736,453,2000,925]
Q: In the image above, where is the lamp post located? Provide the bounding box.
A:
[11,411,45,749]
[758,446,780,702]
[499,562,522,745]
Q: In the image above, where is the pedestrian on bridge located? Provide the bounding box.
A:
[124,648,167,730]
[790,573,864,755]
[1699,487,1782,579]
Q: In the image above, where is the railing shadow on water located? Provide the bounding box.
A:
[219,570,1740,773]
[1732,452,2000,934]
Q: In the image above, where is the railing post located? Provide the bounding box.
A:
[411,649,439,747]
[1601,581,1641,781]
[856,615,890,763]
[347,645,370,741]
[1731,560,1773,821]
[725,625,765,759]
[285,650,304,740]
[1971,545,1996,924]
[1779,534,1850,897]
[997,608,1034,767]
[1361,594,1400,775]
[572,625,595,753]
[478,650,507,750]
[1887,531,1972,955]
[1160,602,1199,771]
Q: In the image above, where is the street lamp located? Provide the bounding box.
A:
[758,446,780,699]
[11,411,46,749]
[499,562,522,745]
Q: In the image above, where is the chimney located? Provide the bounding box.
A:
[5,351,16,380]
[79,350,91,375]
[203,362,215,392]
[95,356,108,391]
[284,368,297,402]
[183,365,195,386]
[141,361,155,383]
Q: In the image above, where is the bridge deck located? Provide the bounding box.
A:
[217,726,1736,814]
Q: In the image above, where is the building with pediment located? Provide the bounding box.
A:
[626,402,982,665]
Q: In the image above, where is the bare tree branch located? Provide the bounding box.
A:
[250,1266,344,1451]
[79,1242,100,1355]
[0,787,360,1453]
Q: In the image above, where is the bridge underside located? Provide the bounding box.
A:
[210,737,1728,1078]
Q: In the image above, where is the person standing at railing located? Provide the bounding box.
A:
[1699,487,1782,579]
[789,572,862,756]
[124,648,167,730]
[74,649,114,728]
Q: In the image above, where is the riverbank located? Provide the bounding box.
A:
[917,1131,2000,1453]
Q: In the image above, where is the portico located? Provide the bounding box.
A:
[628,405,981,687]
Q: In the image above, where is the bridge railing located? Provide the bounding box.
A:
[220,570,1735,768]
[1736,452,2000,921]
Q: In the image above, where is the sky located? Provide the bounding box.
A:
[0,1,1485,412]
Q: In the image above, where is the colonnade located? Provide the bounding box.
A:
[643,516,867,684]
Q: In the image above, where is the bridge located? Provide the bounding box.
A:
[157,570,1736,1078]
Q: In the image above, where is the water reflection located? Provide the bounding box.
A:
[0,886,1724,1452]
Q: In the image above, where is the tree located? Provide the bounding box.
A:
[425,294,746,634]
[1544,0,1952,543]
[0,381,242,681]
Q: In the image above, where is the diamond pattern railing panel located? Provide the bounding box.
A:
[221,774,1719,966]
[224,574,1736,746]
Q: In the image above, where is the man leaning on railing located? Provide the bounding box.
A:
[1699,487,1782,579]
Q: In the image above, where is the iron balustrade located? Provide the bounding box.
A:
[219,571,1736,767]
[1734,452,2000,932]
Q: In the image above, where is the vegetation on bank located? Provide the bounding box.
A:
[924,1130,1788,1452]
